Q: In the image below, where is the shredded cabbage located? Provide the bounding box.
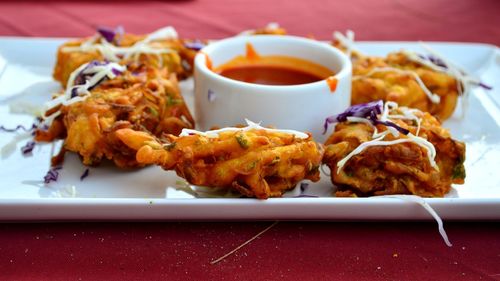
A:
[50,185,77,198]
[334,30,491,109]
[379,195,452,247]
[353,67,441,104]
[332,30,356,58]
[335,101,438,174]
[1,131,33,159]
[62,26,178,66]
[42,61,126,126]
[180,119,309,139]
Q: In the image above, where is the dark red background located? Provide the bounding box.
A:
[0,0,499,45]
[1,0,499,280]
[1,222,500,280]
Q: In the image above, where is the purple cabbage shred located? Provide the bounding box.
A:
[478,82,493,90]
[207,89,216,102]
[70,87,79,98]
[111,67,123,76]
[323,100,383,134]
[97,27,115,43]
[44,166,62,184]
[72,60,103,86]
[97,26,124,43]
[418,53,492,91]
[71,60,124,91]
[21,141,36,155]
[322,115,338,135]
[323,100,410,135]
[80,168,90,181]
[373,120,410,135]
[292,182,318,198]
[37,123,49,132]
[0,124,36,133]
[184,41,205,51]
[418,54,447,69]
[87,77,107,91]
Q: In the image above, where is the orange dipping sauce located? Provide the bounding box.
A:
[219,65,324,85]
[214,43,334,86]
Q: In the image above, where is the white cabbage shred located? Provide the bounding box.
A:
[42,62,126,126]
[62,26,178,65]
[353,67,441,104]
[336,101,438,174]
[180,119,309,139]
[334,30,485,108]
[380,195,452,247]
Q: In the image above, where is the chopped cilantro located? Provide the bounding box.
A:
[271,156,280,165]
[147,107,158,117]
[167,96,183,106]
[452,164,466,179]
[163,142,176,151]
[236,134,249,149]
[246,160,258,171]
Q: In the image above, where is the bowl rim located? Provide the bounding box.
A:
[194,35,352,91]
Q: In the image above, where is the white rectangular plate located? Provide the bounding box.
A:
[0,37,498,220]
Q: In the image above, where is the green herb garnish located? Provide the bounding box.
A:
[236,134,249,149]
[270,156,280,165]
[246,160,258,171]
[163,142,176,151]
[147,107,159,117]
[452,164,466,179]
[167,96,183,106]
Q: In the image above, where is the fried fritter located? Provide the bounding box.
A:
[351,52,459,120]
[323,102,465,197]
[36,62,194,168]
[54,27,197,87]
[115,122,323,198]
[332,34,460,120]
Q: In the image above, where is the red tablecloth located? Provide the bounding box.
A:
[0,0,499,45]
[1,0,499,280]
[1,222,500,280]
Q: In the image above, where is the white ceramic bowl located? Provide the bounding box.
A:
[193,35,351,142]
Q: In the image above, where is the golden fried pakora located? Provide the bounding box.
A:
[36,60,194,168]
[351,52,460,120]
[323,100,465,197]
[115,121,323,198]
[54,26,198,87]
[332,32,461,121]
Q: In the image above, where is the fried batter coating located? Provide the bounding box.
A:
[115,126,323,198]
[351,52,459,120]
[36,64,194,168]
[332,36,459,120]
[323,107,465,197]
[54,31,197,87]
